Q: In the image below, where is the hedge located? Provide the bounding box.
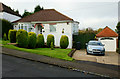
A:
[60,35,69,49]
[37,34,44,48]
[116,48,120,54]
[28,32,37,48]
[47,34,54,47]
[16,29,28,48]
[1,19,13,39]
[73,32,96,49]
[3,33,7,41]
[8,29,17,43]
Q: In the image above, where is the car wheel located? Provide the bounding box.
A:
[102,54,105,56]
[86,50,89,55]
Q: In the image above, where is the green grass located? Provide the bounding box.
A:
[0,39,10,45]
[3,44,73,61]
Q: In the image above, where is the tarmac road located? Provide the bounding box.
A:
[2,54,99,78]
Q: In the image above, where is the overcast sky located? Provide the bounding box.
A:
[1,0,119,30]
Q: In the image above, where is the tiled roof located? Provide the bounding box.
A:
[14,9,73,23]
[0,2,21,17]
[96,26,118,37]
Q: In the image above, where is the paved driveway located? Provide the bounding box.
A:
[72,50,120,65]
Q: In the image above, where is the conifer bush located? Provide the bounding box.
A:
[28,32,37,48]
[60,35,69,49]
[47,34,54,47]
[16,29,28,48]
[8,29,17,43]
[37,34,44,48]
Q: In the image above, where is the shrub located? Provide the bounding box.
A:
[47,34,54,47]
[3,33,7,41]
[1,19,13,39]
[28,32,37,48]
[8,29,17,43]
[60,35,69,49]
[37,34,44,48]
[116,48,120,54]
[51,42,54,50]
[16,29,28,48]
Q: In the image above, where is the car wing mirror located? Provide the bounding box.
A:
[86,43,88,46]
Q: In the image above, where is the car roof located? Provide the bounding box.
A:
[89,40,100,43]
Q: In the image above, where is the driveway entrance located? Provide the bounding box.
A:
[72,50,120,65]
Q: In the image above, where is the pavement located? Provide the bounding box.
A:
[2,54,98,77]
[72,50,120,65]
[1,47,120,78]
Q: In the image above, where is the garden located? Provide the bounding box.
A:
[1,29,73,61]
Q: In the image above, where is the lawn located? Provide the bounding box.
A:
[2,40,73,61]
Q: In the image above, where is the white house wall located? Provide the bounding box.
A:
[1,12,21,22]
[14,22,77,48]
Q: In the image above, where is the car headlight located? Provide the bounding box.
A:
[88,47,92,51]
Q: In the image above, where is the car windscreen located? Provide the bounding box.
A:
[88,42,103,46]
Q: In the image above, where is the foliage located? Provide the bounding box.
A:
[16,29,28,48]
[60,35,69,49]
[116,48,120,54]
[34,5,44,13]
[73,32,96,49]
[1,19,13,39]
[37,34,44,48]
[8,29,17,43]
[22,10,33,18]
[51,42,54,50]
[3,33,7,41]
[28,32,37,48]
[47,34,54,47]
[97,28,103,33]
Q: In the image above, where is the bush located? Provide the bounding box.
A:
[60,35,69,49]
[51,42,54,50]
[28,32,37,48]
[1,19,13,39]
[3,33,7,41]
[116,48,120,54]
[47,34,54,47]
[37,34,44,48]
[8,29,17,43]
[16,29,28,48]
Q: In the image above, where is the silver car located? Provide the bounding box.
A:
[86,40,105,56]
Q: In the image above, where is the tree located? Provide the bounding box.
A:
[15,9,19,14]
[116,22,120,37]
[22,10,33,17]
[34,5,43,13]
[97,28,103,33]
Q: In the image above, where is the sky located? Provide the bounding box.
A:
[1,0,119,30]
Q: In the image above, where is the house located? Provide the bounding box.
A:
[13,9,79,48]
[0,2,21,22]
[96,26,118,52]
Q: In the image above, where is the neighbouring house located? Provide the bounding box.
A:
[0,2,21,22]
[96,26,118,52]
[13,9,79,48]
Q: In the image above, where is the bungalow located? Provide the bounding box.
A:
[96,26,118,52]
[0,2,21,22]
[13,9,79,48]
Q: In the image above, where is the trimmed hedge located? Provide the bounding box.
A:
[51,42,54,50]
[116,48,120,54]
[1,19,13,39]
[28,32,37,48]
[60,35,69,49]
[16,29,28,48]
[47,34,54,47]
[73,32,95,49]
[37,34,44,48]
[8,29,17,43]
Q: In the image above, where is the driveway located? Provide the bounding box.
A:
[72,50,120,65]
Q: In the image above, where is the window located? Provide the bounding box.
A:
[25,26,27,31]
[50,25,56,32]
[100,37,114,40]
[28,28,32,32]
[21,24,23,29]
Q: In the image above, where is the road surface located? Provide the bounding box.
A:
[2,54,99,77]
